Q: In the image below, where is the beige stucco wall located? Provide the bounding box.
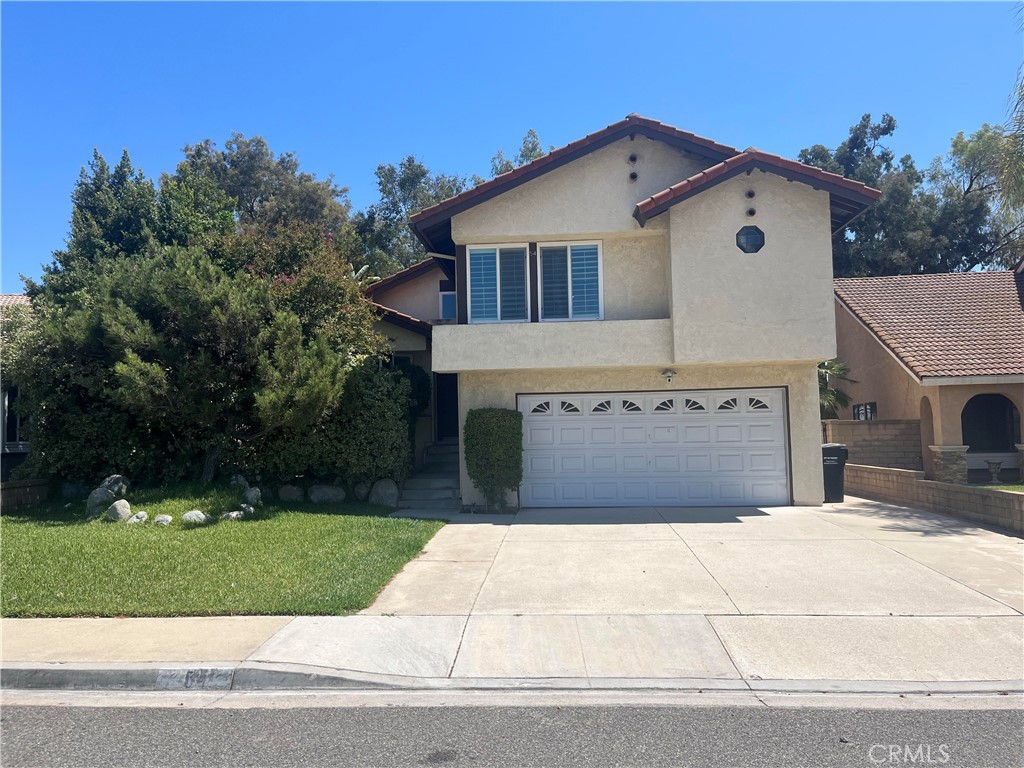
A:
[602,234,671,320]
[452,135,708,241]
[456,362,824,508]
[375,321,427,353]
[668,172,836,365]
[372,264,446,323]
[834,300,922,420]
[433,319,673,373]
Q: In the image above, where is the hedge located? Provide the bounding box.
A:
[463,407,523,511]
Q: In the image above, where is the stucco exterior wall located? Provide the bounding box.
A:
[456,362,823,508]
[372,265,446,323]
[602,234,671,321]
[834,300,921,420]
[375,321,427,353]
[667,172,836,365]
[451,136,708,241]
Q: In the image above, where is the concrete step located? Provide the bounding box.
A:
[396,498,461,510]
[404,477,460,490]
[422,461,459,473]
[400,488,459,501]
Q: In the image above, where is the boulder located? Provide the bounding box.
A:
[353,482,370,502]
[182,510,209,526]
[126,511,148,525]
[240,504,255,517]
[278,484,304,503]
[308,485,346,504]
[259,486,274,502]
[61,482,90,500]
[221,510,244,521]
[154,514,173,526]
[242,486,263,507]
[228,474,249,490]
[86,488,116,518]
[368,479,400,508]
[99,474,130,498]
[105,499,132,522]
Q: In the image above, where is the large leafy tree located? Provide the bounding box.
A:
[352,156,469,275]
[800,114,1023,276]
[489,129,549,177]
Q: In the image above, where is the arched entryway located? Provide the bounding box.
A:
[961,394,1022,482]
[920,396,936,478]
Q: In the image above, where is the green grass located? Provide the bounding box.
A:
[984,484,1024,493]
[0,483,444,617]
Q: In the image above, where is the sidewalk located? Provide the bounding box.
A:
[3,499,1023,697]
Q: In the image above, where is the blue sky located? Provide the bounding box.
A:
[2,2,1020,291]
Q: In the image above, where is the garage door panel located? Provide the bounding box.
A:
[519,388,789,508]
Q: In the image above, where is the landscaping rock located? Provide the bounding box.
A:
[353,482,370,502]
[126,511,148,525]
[368,479,400,508]
[221,510,244,521]
[61,482,89,500]
[182,510,209,526]
[259,486,274,502]
[154,514,173,526]
[308,485,346,504]
[105,499,132,522]
[99,474,130,498]
[240,504,255,517]
[229,474,249,490]
[86,487,116,518]
[278,484,304,503]
[242,486,263,507]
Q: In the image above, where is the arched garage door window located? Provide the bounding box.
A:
[961,394,1021,453]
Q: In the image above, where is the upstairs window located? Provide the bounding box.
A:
[439,291,456,320]
[540,243,602,320]
[468,246,529,323]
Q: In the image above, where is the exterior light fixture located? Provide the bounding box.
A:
[661,369,677,384]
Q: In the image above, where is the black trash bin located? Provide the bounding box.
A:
[822,443,849,503]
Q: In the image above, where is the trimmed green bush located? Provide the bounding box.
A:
[464,408,523,511]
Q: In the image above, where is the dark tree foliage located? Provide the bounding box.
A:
[800,114,1023,276]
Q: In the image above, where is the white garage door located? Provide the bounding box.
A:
[518,388,790,507]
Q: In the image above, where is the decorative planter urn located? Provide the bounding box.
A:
[985,460,1003,483]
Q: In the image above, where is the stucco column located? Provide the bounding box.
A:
[928,445,969,485]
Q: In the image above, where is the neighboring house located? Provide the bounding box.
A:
[370,114,881,509]
[834,268,1024,484]
[1,293,31,482]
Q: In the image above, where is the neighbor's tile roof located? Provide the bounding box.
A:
[372,301,432,338]
[834,271,1024,378]
[0,294,29,308]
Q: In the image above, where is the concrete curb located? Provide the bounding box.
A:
[3,662,1022,697]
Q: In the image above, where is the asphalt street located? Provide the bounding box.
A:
[2,703,1021,768]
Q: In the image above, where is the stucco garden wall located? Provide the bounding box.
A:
[456,361,824,508]
[667,172,836,365]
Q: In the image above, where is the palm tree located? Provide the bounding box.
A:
[818,359,856,419]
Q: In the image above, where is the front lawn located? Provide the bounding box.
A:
[983,484,1024,493]
[0,484,443,617]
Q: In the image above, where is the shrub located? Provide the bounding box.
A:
[463,408,523,511]
[252,361,413,485]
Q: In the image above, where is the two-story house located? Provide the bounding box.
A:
[382,115,879,509]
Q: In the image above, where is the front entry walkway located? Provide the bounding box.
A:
[250,498,1023,684]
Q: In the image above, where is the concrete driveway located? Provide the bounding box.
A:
[252,498,1024,685]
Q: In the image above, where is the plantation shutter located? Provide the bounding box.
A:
[541,246,569,319]
[570,244,600,318]
[499,248,528,321]
[469,248,498,321]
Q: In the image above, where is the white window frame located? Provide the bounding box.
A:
[537,240,604,322]
[466,243,532,324]
[438,291,457,320]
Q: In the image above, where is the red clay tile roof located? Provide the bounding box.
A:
[409,114,741,253]
[0,294,30,309]
[634,151,881,232]
[364,259,440,298]
[834,271,1024,379]
[372,301,432,338]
